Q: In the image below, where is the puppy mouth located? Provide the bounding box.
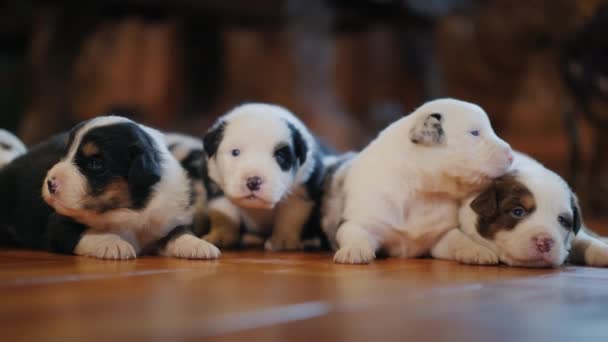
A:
[505,252,562,268]
[232,194,275,209]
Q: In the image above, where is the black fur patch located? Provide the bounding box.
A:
[273,144,295,172]
[287,122,308,166]
[203,121,226,158]
[571,195,582,235]
[180,149,205,180]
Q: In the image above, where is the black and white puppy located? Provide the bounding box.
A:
[433,152,608,267]
[0,129,26,168]
[202,103,324,251]
[165,133,211,236]
[0,116,220,260]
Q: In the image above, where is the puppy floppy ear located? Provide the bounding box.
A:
[287,122,308,165]
[409,112,445,146]
[128,144,162,205]
[570,194,582,235]
[203,121,226,158]
[470,182,498,218]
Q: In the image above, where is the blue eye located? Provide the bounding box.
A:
[511,207,527,219]
[470,130,480,137]
[231,149,240,157]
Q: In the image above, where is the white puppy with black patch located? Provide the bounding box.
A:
[202,103,324,251]
[0,116,220,260]
[331,98,513,264]
[0,129,26,168]
[432,152,608,267]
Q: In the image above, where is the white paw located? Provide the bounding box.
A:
[334,242,375,264]
[166,234,221,260]
[74,233,136,260]
[453,247,499,265]
[585,243,608,267]
[264,235,302,251]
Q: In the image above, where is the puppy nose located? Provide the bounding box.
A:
[246,176,262,191]
[533,234,554,253]
[47,178,58,194]
[507,152,514,163]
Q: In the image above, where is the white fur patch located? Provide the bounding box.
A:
[0,129,26,168]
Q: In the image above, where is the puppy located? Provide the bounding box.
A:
[165,133,211,236]
[0,116,220,260]
[331,98,513,264]
[432,152,608,267]
[0,129,26,168]
[202,103,324,251]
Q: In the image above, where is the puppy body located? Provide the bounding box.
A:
[1,116,219,260]
[332,98,513,263]
[203,103,325,251]
[0,129,26,168]
[433,152,608,268]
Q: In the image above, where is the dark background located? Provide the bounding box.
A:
[1,0,607,217]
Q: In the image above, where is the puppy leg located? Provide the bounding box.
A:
[203,197,241,248]
[161,227,221,260]
[334,221,377,264]
[570,229,608,267]
[265,197,314,251]
[74,232,137,260]
[431,228,499,265]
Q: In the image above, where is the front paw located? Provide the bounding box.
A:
[453,247,499,265]
[584,242,608,267]
[166,234,221,260]
[203,229,239,248]
[264,234,302,251]
[334,242,375,264]
[74,233,136,260]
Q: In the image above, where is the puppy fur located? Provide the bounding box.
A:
[331,98,513,264]
[202,103,325,251]
[0,129,26,168]
[0,116,219,260]
[433,152,608,268]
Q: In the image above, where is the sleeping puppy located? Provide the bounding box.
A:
[0,116,220,260]
[0,129,26,168]
[165,133,211,236]
[432,152,608,267]
[202,103,324,251]
[332,98,513,264]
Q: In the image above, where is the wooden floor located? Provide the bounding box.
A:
[2,250,608,341]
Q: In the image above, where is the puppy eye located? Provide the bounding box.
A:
[470,130,480,137]
[86,156,105,172]
[274,146,293,170]
[558,215,572,229]
[0,142,11,150]
[231,149,240,157]
[510,206,527,218]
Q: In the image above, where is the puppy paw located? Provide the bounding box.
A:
[74,233,136,260]
[584,242,608,267]
[334,242,376,264]
[165,234,221,260]
[453,247,499,265]
[264,235,302,251]
[203,229,239,248]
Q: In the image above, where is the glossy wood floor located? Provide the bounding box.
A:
[1,248,608,342]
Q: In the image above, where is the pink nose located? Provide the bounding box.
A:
[47,178,58,194]
[533,234,554,253]
[507,152,514,164]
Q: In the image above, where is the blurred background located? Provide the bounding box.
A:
[1,0,607,220]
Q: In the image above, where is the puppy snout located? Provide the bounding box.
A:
[533,234,554,253]
[47,177,58,194]
[246,176,262,191]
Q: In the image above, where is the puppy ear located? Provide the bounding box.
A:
[470,183,498,217]
[288,122,308,165]
[203,121,226,158]
[409,112,445,146]
[128,145,161,198]
[570,194,582,235]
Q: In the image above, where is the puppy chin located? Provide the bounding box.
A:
[232,196,276,210]
[500,250,566,268]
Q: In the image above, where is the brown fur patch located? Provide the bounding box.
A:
[81,142,100,157]
[82,178,132,213]
[471,174,537,239]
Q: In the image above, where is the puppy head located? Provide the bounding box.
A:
[42,116,163,219]
[203,103,315,209]
[408,98,513,192]
[460,160,581,267]
[165,133,204,180]
[0,129,26,168]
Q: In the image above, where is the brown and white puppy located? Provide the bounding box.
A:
[0,116,220,260]
[432,152,608,267]
[0,129,26,168]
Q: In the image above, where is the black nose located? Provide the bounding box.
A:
[47,179,57,194]
[246,176,262,191]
